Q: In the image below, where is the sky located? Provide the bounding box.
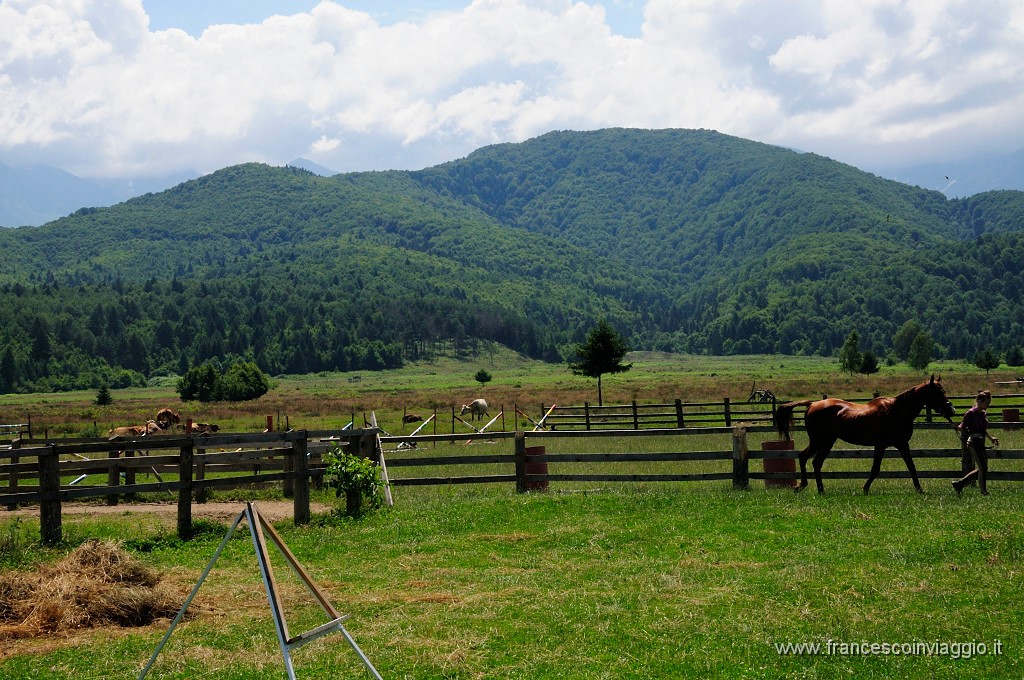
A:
[2,0,1023,181]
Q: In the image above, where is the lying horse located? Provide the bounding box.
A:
[108,420,162,439]
[775,375,955,494]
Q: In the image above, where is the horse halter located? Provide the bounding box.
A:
[929,383,955,423]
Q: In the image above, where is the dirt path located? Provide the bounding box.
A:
[7,499,332,525]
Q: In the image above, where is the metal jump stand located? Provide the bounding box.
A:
[139,502,382,679]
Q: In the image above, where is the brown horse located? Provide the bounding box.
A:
[775,376,955,494]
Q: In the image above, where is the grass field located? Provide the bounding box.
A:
[1,481,1022,679]
[0,349,1017,437]
[2,353,1023,678]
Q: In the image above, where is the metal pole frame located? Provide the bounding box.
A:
[139,502,382,679]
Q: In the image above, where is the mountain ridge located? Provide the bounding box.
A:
[0,128,1022,393]
[4,131,1023,228]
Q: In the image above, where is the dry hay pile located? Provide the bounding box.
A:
[0,539,186,640]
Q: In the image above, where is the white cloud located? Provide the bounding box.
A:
[0,0,1022,178]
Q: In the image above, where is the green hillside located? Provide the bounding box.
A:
[0,128,1022,393]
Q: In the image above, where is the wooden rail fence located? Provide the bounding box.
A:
[4,419,1023,545]
[537,393,1024,431]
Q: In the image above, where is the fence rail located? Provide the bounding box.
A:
[538,393,1024,431]
[4,419,1023,545]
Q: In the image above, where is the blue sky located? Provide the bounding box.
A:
[3,1,1022,180]
[143,1,645,38]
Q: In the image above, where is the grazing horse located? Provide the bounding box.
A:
[775,376,955,494]
[460,399,489,421]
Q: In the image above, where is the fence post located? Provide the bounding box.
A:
[283,442,295,499]
[293,432,310,526]
[724,397,732,427]
[6,438,20,510]
[584,402,591,430]
[514,430,527,493]
[632,400,639,430]
[732,424,749,490]
[106,449,120,506]
[359,430,375,461]
[675,399,685,429]
[177,439,194,540]
[39,444,61,545]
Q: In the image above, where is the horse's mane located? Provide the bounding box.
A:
[892,377,942,413]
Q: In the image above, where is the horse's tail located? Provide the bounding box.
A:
[775,400,814,441]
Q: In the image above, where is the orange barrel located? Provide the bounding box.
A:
[1002,408,1019,431]
[524,446,549,491]
[761,440,796,488]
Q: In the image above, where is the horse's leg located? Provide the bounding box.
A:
[809,438,835,494]
[795,445,814,492]
[863,446,885,494]
[811,448,830,494]
[896,443,923,493]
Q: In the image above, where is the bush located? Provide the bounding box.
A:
[177,361,270,402]
[220,361,271,401]
[322,444,385,517]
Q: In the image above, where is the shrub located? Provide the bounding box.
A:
[322,444,385,517]
[177,361,270,402]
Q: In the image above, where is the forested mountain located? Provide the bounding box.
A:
[0,128,1022,393]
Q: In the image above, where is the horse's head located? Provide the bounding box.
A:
[926,375,956,422]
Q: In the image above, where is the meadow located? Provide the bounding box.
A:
[0,349,1012,437]
[1,353,1023,678]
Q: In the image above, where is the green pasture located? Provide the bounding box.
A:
[3,423,1024,679]
[0,349,1017,439]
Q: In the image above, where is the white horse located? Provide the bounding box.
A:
[460,399,489,421]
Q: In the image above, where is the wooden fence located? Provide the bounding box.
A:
[0,419,32,441]
[540,398,775,429]
[4,419,1023,545]
[537,392,1024,431]
[0,429,379,545]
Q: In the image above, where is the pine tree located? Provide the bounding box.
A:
[838,331,862,375]
[95,384,113,406]
[568,320,632,406]
[860,350,880,374]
